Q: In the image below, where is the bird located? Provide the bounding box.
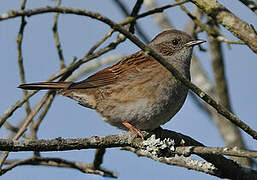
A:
[19,29,205,139]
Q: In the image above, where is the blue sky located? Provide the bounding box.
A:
[0,0,257,179]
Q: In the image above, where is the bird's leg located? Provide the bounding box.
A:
[122,121,145,139]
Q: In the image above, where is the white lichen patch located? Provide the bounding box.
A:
[222,15,235,28]
[142,134,175,156]
[1,13,9,19]
[232,146,238,151]
[199,92,205,98]
[185,157,216,171]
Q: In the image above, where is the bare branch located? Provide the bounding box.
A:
[33,94,55,132]
[52,0,65,69]
[129,0,144,34]
[93,148,106,170]
[140,0,189,22]
[122,147,222,178]
[85,29,115,56]
[176,146,257,158]
[0,133,138,151]
[2,157,117,178]
[4,122,29,139]
[17,0,31,116]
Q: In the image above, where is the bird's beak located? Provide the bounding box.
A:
[185,39,206,47]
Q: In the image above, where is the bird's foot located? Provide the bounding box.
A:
[122,121,145,140]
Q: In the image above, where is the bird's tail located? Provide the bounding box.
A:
[18,82,71,90]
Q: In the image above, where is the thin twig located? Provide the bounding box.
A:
[17,0,31,116]
[139,0,189,19]
[128,0,144,34]
[15,0,39,153]
[216,36,245,45]
[176,146,257,158]
[93,148,106,170]
[2,157,118,178]
[84,29,115,56]
[33,94,55,132]
[16,0,42,156]
[4,122,30,139]
[52,0,65,69]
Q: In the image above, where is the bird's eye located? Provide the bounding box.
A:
[172,39,179,45]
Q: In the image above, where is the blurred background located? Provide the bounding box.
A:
[0,0,257,179]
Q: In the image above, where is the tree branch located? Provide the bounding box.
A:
[128,0,144,34]
[122,146,222,178]
[2,157,117,178]
[93,148,106,170]
[17,0,31,116]
[52,0,65,69]
[176,146,257,158]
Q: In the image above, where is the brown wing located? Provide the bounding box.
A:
[68,67,117,89]
[68,51,157,89]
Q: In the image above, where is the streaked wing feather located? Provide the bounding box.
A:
[69,68,117,89]
[68,51,156,89]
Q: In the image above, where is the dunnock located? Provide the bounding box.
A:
[19,30,205,138]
